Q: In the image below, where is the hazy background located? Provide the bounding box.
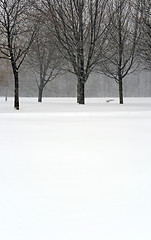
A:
[1,67,151,98]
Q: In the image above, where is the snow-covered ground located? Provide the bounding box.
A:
[0,97,151,240]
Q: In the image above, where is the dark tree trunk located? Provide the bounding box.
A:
[9,58,19,109]
[14,70,19,110]
[118,76,123,104]
[77,82,80,103]
[77,80,85,104]
[38,87,43,102]
[7,30,20,109]
[118,5,123,105]
[9,48,19,110]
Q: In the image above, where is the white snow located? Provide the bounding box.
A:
[0,97,151,240]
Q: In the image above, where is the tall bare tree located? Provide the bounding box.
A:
[0,0,37,109]
[39,0,111,104]
[27,23,63,102]
[138,0,151,70]
[97,0,140,104]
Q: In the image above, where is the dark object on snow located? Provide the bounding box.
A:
[106,99,114,103]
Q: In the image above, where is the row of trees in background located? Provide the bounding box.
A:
[0,0,151,109]
[0,58,12,100]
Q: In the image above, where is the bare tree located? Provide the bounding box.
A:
[38,0,111,104]
[138,0,151,70]
[97,0,140,104]
[27,23,63,102]
[0,0,37,110]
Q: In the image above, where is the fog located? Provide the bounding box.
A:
[0,69,151,98]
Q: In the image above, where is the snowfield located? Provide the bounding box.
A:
[0,97,151,240]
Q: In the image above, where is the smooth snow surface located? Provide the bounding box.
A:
[0,97,151,240]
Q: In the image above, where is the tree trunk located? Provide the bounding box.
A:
[119,76,123,104]
[77,80,85,104]
[38,87,43,102]
[5,87,8,101]
[77,82,80,103]
[14,70,19,110]
[118,6,123,105]
[10,50,19,110]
